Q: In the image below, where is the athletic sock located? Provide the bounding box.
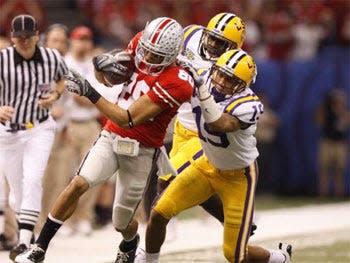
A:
[36,214,64,251]
[119,233,139,252]
[19,229,33,246]
[267,249,287,263]
[146,252,160,262]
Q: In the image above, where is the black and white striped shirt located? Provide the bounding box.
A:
[0,46,68,124]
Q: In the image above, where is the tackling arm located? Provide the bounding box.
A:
[206,113,241,133]
[199,93,249,133]
[65,68,164,128]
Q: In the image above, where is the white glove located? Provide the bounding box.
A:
[177,59,210,100]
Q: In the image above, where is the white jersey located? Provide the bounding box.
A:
[177,25,212,132]
[191,72,262,170]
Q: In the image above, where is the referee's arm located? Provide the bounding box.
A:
[38,51,68,109]
[38,79,65,109]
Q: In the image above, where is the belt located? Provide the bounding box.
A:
[3,115,49,133]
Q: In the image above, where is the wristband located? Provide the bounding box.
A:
[197,84,211,101]
[127,109,134,128]
[199,95,222,123]
[86,88,102,104]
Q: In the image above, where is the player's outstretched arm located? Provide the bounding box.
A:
[206,113,245,133]
[65,68,163,128]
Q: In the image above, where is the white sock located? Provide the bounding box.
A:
[146,252,160,262]
[268,249,286,263]
[19,229,33,246]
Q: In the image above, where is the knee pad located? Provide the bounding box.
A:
[112,204,135,230]
[113,183,144,230]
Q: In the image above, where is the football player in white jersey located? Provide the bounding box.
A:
[156,12,247,225]
[136,50,292,263]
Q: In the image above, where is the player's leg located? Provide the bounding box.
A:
[15,131,118,263]
[137,163,214,262]
[113,147,157,262]
[218,163,257,262]
[219,162,291,263]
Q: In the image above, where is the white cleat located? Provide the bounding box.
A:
[15,244,45,263]
[278,242,292,263]
[134,248,159,263]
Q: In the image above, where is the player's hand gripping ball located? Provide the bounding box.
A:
[93,51,135,87]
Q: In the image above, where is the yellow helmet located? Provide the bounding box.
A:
[211,49,257,95]
[201,13,246,61]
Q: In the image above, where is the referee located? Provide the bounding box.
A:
[0,14,68,261]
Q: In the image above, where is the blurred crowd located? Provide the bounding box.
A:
[1,0,349,60]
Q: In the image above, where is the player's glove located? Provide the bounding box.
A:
[177,59,210,100]
[93,50,132,77]
[64,69,101,103]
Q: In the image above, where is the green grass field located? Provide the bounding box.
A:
[161,197,350,262]
[162,239,350,262]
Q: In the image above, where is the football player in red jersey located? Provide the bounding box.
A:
[16,17,193,263]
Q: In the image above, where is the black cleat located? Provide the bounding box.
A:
[115,234,140,263]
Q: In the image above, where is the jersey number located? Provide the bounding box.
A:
[178,69,194,87]
[193,106,229,148]
[249,103,263,122]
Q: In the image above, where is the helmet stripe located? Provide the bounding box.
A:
[156,20,176,46]
[150,18,173,45]
[230,54,247,70]
[227,50,247,69]
[225,50,240,65]
[215,13,236,31]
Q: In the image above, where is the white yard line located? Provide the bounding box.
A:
[1,202,349,262]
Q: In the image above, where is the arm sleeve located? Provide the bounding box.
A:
[147,69,193,109]
[224,96,263,124]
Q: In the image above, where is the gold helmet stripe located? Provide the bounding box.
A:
[215,13,236,32]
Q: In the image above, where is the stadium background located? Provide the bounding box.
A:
[1,0,348,196]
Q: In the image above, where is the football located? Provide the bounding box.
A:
[94,53,135,87]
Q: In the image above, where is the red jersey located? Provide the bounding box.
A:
[104,33,193,148]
